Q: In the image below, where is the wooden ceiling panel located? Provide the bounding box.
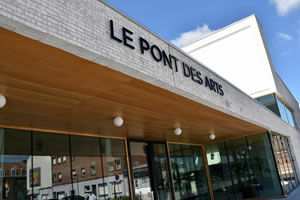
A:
[0,27,266,144]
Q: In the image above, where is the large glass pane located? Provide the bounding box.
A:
[169,144,209,200]
[129,142,153,200]
[281,137,296,190]
[32,131,71,199]
[0,129,31,200]
[206,143,235,200]
[255,94,280,116]
[70,135,105,199]
[271,134,290,193]
[101,138,130,199]
[246,133,282,197]
[285,108,295,127]
[225,137,257,199]
[277,100,289,124]
[286,138,299,186]
[152,143,172,200]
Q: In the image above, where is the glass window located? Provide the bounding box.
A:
[246,133,282,197]
[101,138,130,199]
[57,156,61,164]
[70,135,103,197]
[277,99,289,123]
[255,94,280,116]
[225,137,257,199]
[72,169,77,179]
[0,168,5,177]
[0,128,31,200]
[107,161,114,172]
[81,168,85,177]
[98,183,108,198]
[115,159,121,170]
[285,107,295,127]
[63,156,67,163]
[206,142,235,200]
[52,157,56,165]
[58,173,62,182]
[90,165,96,176]
[32,131,71,199]
[10,168,17,176]
[169,144,210,200]
[53,174,56,183]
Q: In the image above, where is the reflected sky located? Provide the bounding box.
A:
[0,155,29,163]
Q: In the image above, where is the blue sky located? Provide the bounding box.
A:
[104,0,300,104]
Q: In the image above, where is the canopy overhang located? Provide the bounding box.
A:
[0,27,266,144]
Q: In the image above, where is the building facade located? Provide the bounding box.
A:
[0,1,299,200]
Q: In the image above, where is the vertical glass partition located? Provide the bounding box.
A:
[168,144,210,200]
[206,133,283,199]
[101,138,130,199]
[205,142,235,200]
[32,131,71,199]
[0,129,31,200]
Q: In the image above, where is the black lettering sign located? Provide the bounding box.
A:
[109,20,224,96]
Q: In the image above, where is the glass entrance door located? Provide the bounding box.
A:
[128,141,173,200]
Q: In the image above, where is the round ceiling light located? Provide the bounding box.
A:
[0,94,6,109]
[174,128,182,136]
[113,116,124,127]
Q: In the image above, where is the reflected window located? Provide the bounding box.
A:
[81,168,85,177]
[53,174,57,183]
[169,144,210,200]
[58,173,62,182]
[57,156,61,164]
[90,165,96,176]
[116,159,121,170]
[0,168,4,177]
[206,143,235,200]
[72,169,77,179]
[32,132,71,199]
[0,128,31,200]
[10,168,17,176]
[107,161,114,172]
[52,157,56,165]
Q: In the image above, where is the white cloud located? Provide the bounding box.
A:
[270,0,300,16]
[171,25,214,47]
[278,32,293,40]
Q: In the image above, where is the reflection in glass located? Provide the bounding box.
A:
[31,132,71,199]
[129,141,172,200]
[255,94,280,116]
[101,138,130,199]
[246,133,282,197]
[70,135,104,199]
[206,143,235,200]
[0,129,31,200]
[153,143,172,200]
[169,144,210,200]
[225,137,257,199]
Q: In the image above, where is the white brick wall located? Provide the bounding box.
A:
[0,0,300,175]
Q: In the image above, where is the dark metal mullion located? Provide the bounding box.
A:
[224,142,237,200]
[165,143,175,200]
[268,132,285,196]
[30,131,34,199]
[68,135,74,197]
[148,143,158,200]
[127,140,136,200]
[99,138,107,200]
